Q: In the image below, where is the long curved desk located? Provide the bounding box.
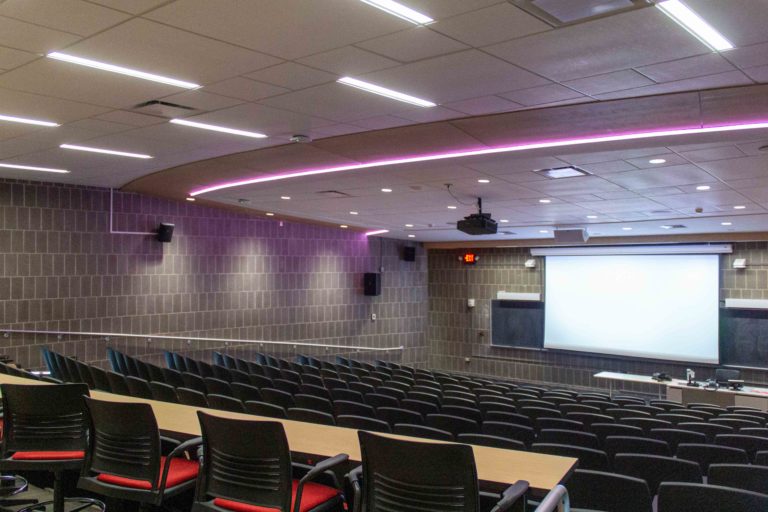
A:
[0,373,576,496]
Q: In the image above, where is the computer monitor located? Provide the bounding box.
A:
[714,368,741,384]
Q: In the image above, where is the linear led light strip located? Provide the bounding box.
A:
[338,77,436,108]
[0,163,68,173]
[365,229,390,237]
[60,144,152,159]
[190,121,768,197]
[47,52,201,89]
[170,118,267,138]
[0,114,59,127]
[656,0,733,51]
[359,0,433,24]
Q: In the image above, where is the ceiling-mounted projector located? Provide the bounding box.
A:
[457,197,498,235]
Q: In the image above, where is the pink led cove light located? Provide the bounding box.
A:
[190,121,768,197]
[364,229,390,237]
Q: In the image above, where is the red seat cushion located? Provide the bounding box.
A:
[213,480,340,512]
[96,456,198,490]
[11,451,85,460]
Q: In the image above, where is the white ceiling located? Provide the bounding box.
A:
[0,0,767,241]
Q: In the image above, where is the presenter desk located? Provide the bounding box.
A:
[0,373,576,497]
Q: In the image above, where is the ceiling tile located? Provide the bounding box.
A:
[624,153,689,169]
[640,186,685,197]
[145,0,410,60]
[0,0,129,37]
[0,46,37,70]
[683,0,768,47]
[59,18,280,85]
[680,146,747,163]
[594,71,754,100]
[398,0,501,19]
[559,147,669,165]
[735,140,768,156]
[636,53,735,83]
[653,190,751,208]
[443,95,522,115]
[395,106,464,123]
[431,3,550,47]
[353,115,413,130]
[160,90,243,111]
[260,82,414,123]
[605,164,718,189]
[594,190,640,200]
[519,175,624,195]
[361,50,550,104]
[0,15,80,53]
[499,84,583,106]
[575,197,666,213]
[698,155,768,180]
[356,27,469,62]
[246,63,336,90]
[579,160,638,175]
[485,8,709,82]
[743,65,768,83]
[93,110,165,127]
[203,77,290,102]
[564,69,654,96]
[724,42,768,69]
[0,86,109,123]
[298,46,399,75]
[84,0,169,14]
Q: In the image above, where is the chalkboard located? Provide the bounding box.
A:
[491,300,544,349]
[720,308,768,368]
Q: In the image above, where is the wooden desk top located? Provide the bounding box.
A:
[0,373,576,493]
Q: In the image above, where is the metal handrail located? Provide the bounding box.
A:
[534,485,570,512]
[0,329,404,353]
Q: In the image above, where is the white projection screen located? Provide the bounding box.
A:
[543,254,720,363]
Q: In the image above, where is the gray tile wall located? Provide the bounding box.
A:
[428,244,768,394]
[0,179,427,370]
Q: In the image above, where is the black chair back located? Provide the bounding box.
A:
[613,454,702,495]
[658,482,768,512]
[568,469,652,512]
[708,463,768,495]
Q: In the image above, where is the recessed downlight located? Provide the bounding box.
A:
[539,230,549,234]
[696,185,711,191]
[539,199,551,204]
[500,219,509,223]
[350,211,359,215]
[477,179,490,184]
[340,224,348,228]
[649,158,667,164]
[622,227,633,231]
[586,215,598,219]
[405,224,414,227]
[721,221,732,226]
[381,188,392,192]
[660,225,673,229]
[734,205,746,210]
[408,234,415,238]
[447,205,457,209]
[280,196,290,200]
[186,197,195,202]
[47,52,201,88]
[265,212,275,216]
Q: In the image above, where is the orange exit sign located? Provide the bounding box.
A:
[461,252,479,265]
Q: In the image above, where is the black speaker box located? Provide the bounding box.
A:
[363,273,381,296]
[403,246,416,262]
[157,222,175,243]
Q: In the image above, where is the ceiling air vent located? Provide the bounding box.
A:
[316,190,352,198]
[534,166,591,179]
[132,100,198,118]
[512,0,647,26]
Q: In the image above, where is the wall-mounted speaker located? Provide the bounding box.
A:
[553,228,589,244]
[403,246,416,262]
[363,273,381,296]
[157,222,175,243]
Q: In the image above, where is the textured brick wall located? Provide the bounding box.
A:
[0,179,427,370]
[429,245,768,394]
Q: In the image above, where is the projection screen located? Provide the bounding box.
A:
[543,254,719,363]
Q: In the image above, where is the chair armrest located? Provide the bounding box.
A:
[347,466,363,512]
[293,454,349,512]
[489,480,529,512]
[157,437,203,496]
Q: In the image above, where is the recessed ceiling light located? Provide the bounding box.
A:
[534,166,590,179]
[186,197,195,202]
[477,179,490,184]
[266,212,275,216]
[0,114,59,127]
[280,196,290,200]
[721,222,732,226]
[656,0,734,51]
[586,215,598,219]
[660,225,673,229]
[408,234,416,238]
[340,224,348,228]
[337,77,436,108]
[365,229,389,237]
[539,199,551,204]
[47,52,200,88]
[622,227,633,231]
[60,144,152,159]
[696,185,711,191]
[649,158,667,164]
[0,162,69,173]
[358,0,433,24]
[405,224,414,227]
[350,211,359,215]
[539,230,549,234]
[381,188,392,192]
[447,205,457,209]
[734,205,746,210]
[500,219,509,223]
[191,120,768,197]
[170,118,267,138]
